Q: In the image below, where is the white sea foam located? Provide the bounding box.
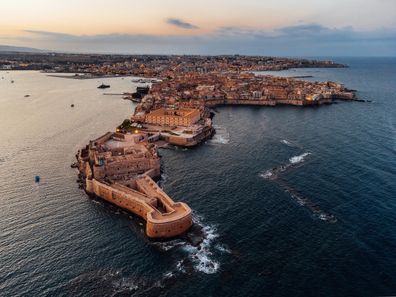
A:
[318,214,328,221]
[209,125,230,144]
[176,260,186,273]
[149,213,223,274]
[259,152,311,181]
[259,170,273,179]
[289,152,311,164]
[161,173,168,182]
[163,271,174,279]
[180,215,221,274]
[194,226,220,273]
[111,276,139,292]
[158,173,168,187]
[281,139,292,146]
[153,239,185,251]
[215,244,232,254]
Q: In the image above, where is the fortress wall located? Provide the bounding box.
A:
[146,209,192,238]
[136,177,174,209]
[93,165,105,179]
[88,178,192,238]
[86,178,93,193]
[92,158,160,180]
[78,132,191,238]
[91,132,113,146]
[85,163,93,179]
[144,167,161,178]
[149,159,161,170]
[104,159,151,174]
[167,135,195,146]
[91,179,153,221]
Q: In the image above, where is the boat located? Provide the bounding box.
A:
[97,83,110,89]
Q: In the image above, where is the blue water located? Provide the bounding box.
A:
[1,58,395,297]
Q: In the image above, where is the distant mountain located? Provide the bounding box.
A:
[0,45,47,53]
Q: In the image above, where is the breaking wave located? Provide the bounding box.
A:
[181,224,220,274]
[215,243,232,254]
[150,213,227,275]
[289,152,311,165]
[67,214,229,297]
[259,152,311,180]
[259,170,274,180]
[157,173,168,187]
[280,139,292,146]
[259,151,336,223]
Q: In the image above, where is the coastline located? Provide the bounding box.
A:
[34,53,358,243]
[75,60,359,240]
[3,59,396,297]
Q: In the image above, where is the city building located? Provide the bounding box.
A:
[144,108,200,127]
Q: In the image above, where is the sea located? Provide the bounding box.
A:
[1,58,395,297]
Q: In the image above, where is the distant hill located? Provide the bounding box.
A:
[0,45,47,53]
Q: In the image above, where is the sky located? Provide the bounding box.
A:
[1,0,396,56]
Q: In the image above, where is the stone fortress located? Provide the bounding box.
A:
[78,132,192,238]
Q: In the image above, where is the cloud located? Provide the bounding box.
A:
[165,18,199,29]
[3,23,395,56]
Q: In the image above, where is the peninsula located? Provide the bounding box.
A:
[73,55,357,238]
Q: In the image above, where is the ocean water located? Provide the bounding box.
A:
[1,58,396,297]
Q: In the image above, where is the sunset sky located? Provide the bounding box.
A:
[1,0,396,55]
